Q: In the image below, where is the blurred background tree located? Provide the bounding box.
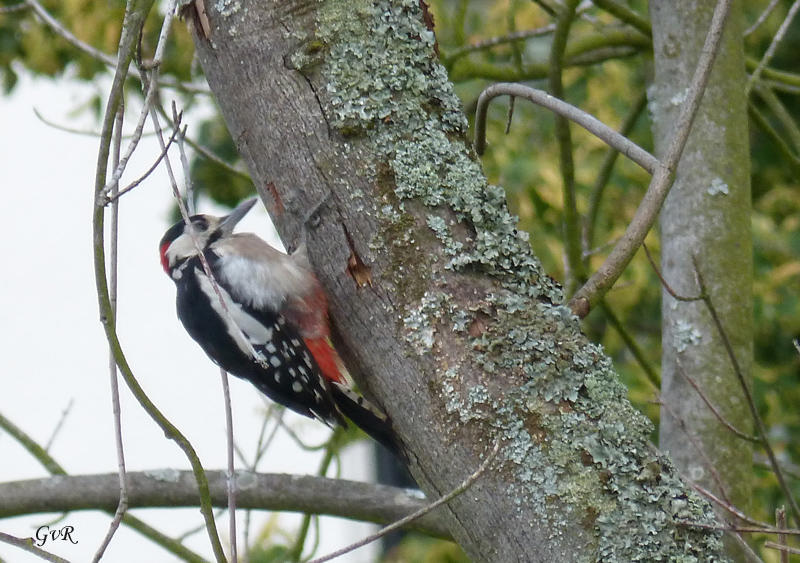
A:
[1,0,798,560]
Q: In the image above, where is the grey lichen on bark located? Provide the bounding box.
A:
[192,0,726,559]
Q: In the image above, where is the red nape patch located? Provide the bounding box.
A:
[159,242,171,273]
[304,338,344,384]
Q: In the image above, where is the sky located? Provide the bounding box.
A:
[0,70,378,562]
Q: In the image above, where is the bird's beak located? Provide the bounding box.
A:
[219,197,258,235]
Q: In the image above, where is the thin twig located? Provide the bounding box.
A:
[648,235,799,520]
[765,542,800,557]
[24,0,207,94]
[692,259,800,523]
[0,532,71,563]
[106,115,184,204]
[290,440,336,561]
[91,1,226,559]
[748,102,800,176]
[568,0,735,315]
[504,95,515,134]
[656,397,733,506]
[101,0,184,200]
[744,0,782,36]
[776,506,789,563]
[93,103,128,563]
[32,107,152,139]
[591,0,651,37]
[25,0,115,65]
[549,0,583,294]
[584,91,648,253]
[474,83,658,172]
[443,24,556,66]
[745,0,800,96]
[147,94,270,377]
[676,521,800,536]
[277,417,333,451]
[691,482,772,529]
[755,84,800,153]
[0,412,209,561]
[308,442,500,563]
[220,368,238,563]
[675,359,760,443]
[156,102,252,182]
[641,243,701,302]
[0,2,28,13]
[754,453,800,481]
[174,101,196,214]
[44,398,74,451]
[0,411,67,475]
[729,533,767,563]
[597,300,660,389]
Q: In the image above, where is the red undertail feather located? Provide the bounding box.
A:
[304,337,345,384]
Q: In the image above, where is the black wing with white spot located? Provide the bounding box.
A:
[175,254,345,426]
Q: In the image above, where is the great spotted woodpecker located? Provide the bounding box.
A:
[159,197,398,454]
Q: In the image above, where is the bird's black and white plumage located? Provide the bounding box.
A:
[159,198,399,454]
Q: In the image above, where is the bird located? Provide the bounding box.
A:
[159,197,399,455]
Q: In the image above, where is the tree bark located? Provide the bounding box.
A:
[190,0,726,559]
[650,1,753,557]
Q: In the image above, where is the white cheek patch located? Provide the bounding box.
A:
[167,234,201,268]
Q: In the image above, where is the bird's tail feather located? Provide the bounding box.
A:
[329,383,404,460]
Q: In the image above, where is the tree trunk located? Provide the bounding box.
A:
[650,1,753,557]
[191,0,726,559]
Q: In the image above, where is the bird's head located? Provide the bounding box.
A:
[159,197,257,275]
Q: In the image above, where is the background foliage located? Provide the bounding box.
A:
[1,0,798,559]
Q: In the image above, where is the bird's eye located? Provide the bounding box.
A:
[193,218,208,232]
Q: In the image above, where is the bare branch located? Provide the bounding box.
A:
[691,260,800,522]
[584,91,647,253]
[765,542,800,557]
[591,0,651,37]
[641,243,702,302]
[474,83,657,172]
[656,398,733,506]
[691,482,770,528]
[290,441,337,560]
[156,102,251,182]
[443,24,556,66]
[220,369,238,563]
[309,442,499,563]
[0,531,71,563]
[0,411,207,560]
[676,521,800,537]
[24,0,208,94]
[675,360,760,443]
[745,0,800,96]
[44,398,74,452]
[25,0,115,66]
[744,0,782,35]
[0,472,450,538]
[93,103,128,563]
[776,506,789,563]
[0,2,28,13]
[568,0,735,315]
[549,0,583,294]
[91,1,226,559]
[106,116,184,204]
